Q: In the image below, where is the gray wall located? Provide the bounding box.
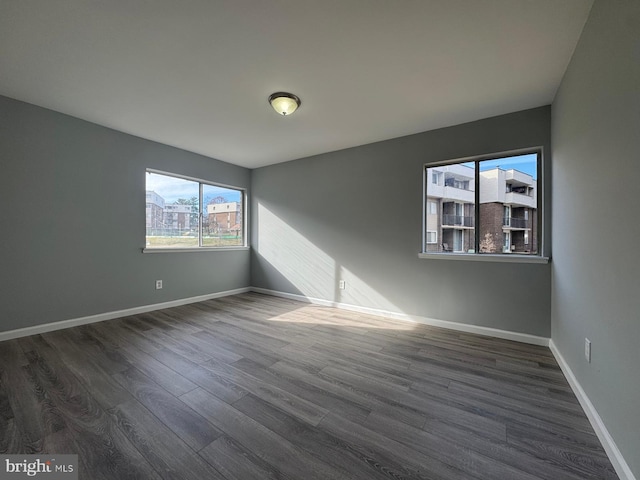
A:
[0,95,251,333]
[551,0,640,475]
[251,107,552,337]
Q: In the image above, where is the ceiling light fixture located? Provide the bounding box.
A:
[268,92,301,116]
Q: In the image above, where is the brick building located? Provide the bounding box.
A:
[426,165,537,254]
[479,167,537,254]
[207,202,242,235]
[146,191,194,234]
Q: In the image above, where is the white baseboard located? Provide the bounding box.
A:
[0,287,251,343]
[250,287,549,346]
[549,340,636,480]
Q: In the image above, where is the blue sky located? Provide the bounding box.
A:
[146,172,241,204]
[478,153,538,179]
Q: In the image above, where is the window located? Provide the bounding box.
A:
[145,170,245,249]
[423,150,541,256]
[428,200,437,215]
[445,178,469,190]
[503,231,511,252]
[426,231,437,244]
[503,205,511,226]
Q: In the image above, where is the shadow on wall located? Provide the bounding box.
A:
[254,203,404,315]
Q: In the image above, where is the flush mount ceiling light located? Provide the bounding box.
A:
[268,92,301,116]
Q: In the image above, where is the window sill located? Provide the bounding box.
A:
[143,246,250,253]
[418,252,549,264]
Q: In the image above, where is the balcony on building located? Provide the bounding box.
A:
[443,214,475,228]
[502,216,531,230]
[428,164,475,204]
[504,170,536,208]
[505,189,536,208]
[505,168,534,185]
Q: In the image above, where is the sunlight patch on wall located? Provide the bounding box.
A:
[258,204,335,300]
[257,204,407,328]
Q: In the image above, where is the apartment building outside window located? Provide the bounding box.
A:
[145,170,245,249]
[423,151,540,256]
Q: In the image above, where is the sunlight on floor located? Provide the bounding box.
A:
[262,300,416,331]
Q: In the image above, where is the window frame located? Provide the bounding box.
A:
[420,147,548,264]
[143,169,248,253]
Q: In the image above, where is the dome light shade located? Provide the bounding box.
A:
[268,92,301,116]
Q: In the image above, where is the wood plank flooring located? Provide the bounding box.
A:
[0,292,618,479]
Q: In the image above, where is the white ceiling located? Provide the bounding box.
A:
[0,0,593,169]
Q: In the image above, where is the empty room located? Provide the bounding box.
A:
[0,1,638,479]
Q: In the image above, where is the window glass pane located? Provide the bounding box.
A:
[479,153,537,255]
[424,151,541,257]
[146,172,199,248]
[145,171,245,249]
[426,162,475,253]
[202,184,243,247]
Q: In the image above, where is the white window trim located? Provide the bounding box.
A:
[426,230,438,244]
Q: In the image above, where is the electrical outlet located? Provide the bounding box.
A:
[585,338,591,363]
[338,280,346,290]
[155,280,163,290]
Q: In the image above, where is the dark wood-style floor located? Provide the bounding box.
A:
[0,292,618,479]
